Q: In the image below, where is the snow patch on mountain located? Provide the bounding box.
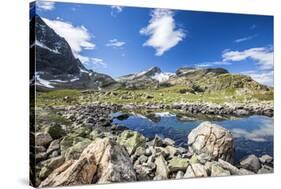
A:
[34,40,60,54]
[70,77,79,82]
[35,73,54,88]
[49,79,68,83]
[151,72,174,82]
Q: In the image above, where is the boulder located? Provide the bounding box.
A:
[176,171,184,179]
[168,157,189,172]
[240,154,261,173]
[155,155,169,179]
[134,146,146,157]
[46,139,60,154]
[218,159,240,175]
[35,132,52,147]
[39,156,65,179]
[134,164,154,181]
[149,135,164,147]
[165,145,178,157]
[257,165,273,174]
[259,155,273,165]
[71,127,91,138]
[64,139,91,160]
[184,163,207,178]
[35,146,46,153]
[44,124,65,140]
[117,130,146,155]
[163,138,176,146]
[238,168,255,175]
[210,163,230,177]
[40,138,136,187]
[60,135,86,154]
[188,121,234,163]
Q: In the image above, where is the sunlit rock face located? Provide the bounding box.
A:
[188,121,234,163]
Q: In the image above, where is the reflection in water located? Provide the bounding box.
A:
[231,119,273,142]
[112,112,273,162]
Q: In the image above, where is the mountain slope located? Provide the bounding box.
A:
[169,67,270,93]
[117,67,175,89]
[30,15,116,90]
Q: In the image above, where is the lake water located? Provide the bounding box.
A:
[112,111,273,163]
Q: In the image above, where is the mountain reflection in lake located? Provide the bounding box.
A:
[112,111,273,162]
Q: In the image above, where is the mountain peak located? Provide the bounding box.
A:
[137,66,161,77]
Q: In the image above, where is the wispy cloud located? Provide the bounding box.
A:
[241,70,273,86]
[84,58,107,69]
[234,34,257,43]
[42,18,96,59]
[106,39,126,48]
[111,6,123,16]
[195,61,232,68]
[222,47,273,70]
[231,119,273,142]
[194,46,274,86]
[37,1,55,11]
[222,47,273,86]
[140,9,186,56]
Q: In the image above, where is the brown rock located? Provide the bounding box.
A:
[40,138,136,187]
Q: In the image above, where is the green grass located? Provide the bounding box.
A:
[36,86,273,107]
[36,89,81,106]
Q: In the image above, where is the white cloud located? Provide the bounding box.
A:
[89,58,107,68]
[140,9,186,56]
[222,47,273,70]
[106,39,126,48]
[195,61,232,68]
[76,55,89,64]
[234,35,256,43]
[37,1,55,11]
[231,119,273,142]
[111,6,123,16]
[42,18,96,58]
[241,70,273,86]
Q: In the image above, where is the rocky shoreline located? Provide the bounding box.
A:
[66,101,273,117]
[117,101,273,117]
[32,104,274,187]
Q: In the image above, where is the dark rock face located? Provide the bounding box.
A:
[34,16,83,76]
[30,15,116,90]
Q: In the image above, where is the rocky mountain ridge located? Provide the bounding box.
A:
[30,15,116,90]
[31,15,272,94]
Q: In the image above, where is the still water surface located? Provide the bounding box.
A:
[112,111,273,162]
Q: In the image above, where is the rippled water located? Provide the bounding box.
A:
[112,111,273,162]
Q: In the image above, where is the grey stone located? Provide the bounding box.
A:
[168,157,189,172]
[218,159,240,175]
[259,155,273,164]
[238,168,255,175]
[155,155,169,179]
[257,165,273,174]
[163,138,175,146]
[184,163,207,178]
[46,139,60,154]
[188,122,234,163]
[36,132,52,147]
[240,154,261,173]
[176,171,184,179]
[211,164,230,177]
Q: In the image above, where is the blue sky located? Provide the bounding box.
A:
[36,1,273,86]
